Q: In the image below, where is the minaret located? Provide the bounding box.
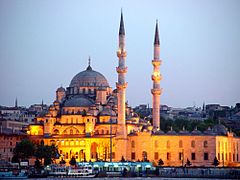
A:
[15,98,18,108]
[116,11,128,160]
[151,21,162,129]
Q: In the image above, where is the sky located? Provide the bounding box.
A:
[0,0,239,108]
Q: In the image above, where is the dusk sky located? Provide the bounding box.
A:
[0,0,239,108]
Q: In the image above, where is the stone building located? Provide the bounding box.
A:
[27,12,240,167]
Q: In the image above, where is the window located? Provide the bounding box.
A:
[191,153,196,160]
[154,152,159,160]
[131,152,136,160]
[218,153,220,160]
[204,141,208,148]
[112,152,115,159]
[179,140,183,148]
[155,140,158,148]
[179,152,183,160]
[233,154,235,161]
[191,140,195,148]
[167,152,171,160]
[131,141,135,148]
[70,129,73,135]
[167,140,170,148]
[204,153,208,160]
[142,151,147,161]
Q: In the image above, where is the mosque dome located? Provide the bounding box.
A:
[70,64,109,88]
[63,96,94,107]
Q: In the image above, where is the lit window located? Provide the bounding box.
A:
[179,152,183,160]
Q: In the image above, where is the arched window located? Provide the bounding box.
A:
[70,129,73,135]
[179,140,183,148]
[71,118,73,123]
[70,140,74,146]
[191,140,195,148]
[83,88,86,94]
[131,141,135,148]
[204,141,208,148]
[101,129,104,134]
[53,129,59,134]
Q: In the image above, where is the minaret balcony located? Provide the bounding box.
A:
[151,74,162,82]
[151,88,162,95]
[117,50,127,58]
[116,82,128,89]
[116,67,128,74]
[152,60,161,66]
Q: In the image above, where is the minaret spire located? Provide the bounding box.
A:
[86,56,92,70]
[116,11,128,161]
[151,21,162,130]
[154,20,160,45]
[119,10,125,35]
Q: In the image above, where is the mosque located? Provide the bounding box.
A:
[27,13,240,167]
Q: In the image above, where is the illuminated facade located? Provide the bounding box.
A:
[28,13,240,167]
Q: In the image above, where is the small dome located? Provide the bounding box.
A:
[212,124,228,135]
[56,86,65,92]
[63,96,94,107]
[70,65,109,88]
[98,108,116,116]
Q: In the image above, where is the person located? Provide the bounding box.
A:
[122,168,127,177]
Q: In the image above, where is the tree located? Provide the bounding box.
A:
[11,155,20,163]
[186,158,192,166]
[59,158,66,165]
[13,139,35,160]
[158,159,164,166]
[69,157,76,166]
[212,156,220,167]
[35,142,59,166]
[34,159,41,169]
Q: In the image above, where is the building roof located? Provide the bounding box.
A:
[63,96,94,107]
[70,65,109,88]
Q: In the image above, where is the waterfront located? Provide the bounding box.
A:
[26,178,233,180]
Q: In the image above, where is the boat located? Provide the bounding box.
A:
[68,164,96,177]
[47,165,67,177]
